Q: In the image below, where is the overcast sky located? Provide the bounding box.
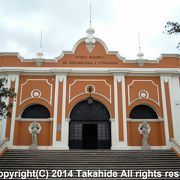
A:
[0,0,179,59]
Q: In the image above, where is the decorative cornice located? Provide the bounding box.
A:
[0,67,180,75]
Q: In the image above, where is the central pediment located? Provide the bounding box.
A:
[54,36,126,68]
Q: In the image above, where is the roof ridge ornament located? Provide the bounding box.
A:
[85,3,96,53]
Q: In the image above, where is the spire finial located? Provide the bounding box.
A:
[36,30,44,58]
[90,2,92,26]
[85,2,96,53]
[137,31,144,59]
[86,2,95,36]
[40,30,43,50]
[138,31,141,51]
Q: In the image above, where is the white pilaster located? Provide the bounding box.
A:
[52,75,68,149]
[9,75,19,146]
[160,76,170,146]
[111,75,127,150]
[168,75,180,145]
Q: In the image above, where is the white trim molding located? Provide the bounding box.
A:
[128,80,160,106]
[20,79,53,105]
[16,118,53,122]
[127,118,164,122]
[69,79,112,103]
[1,67,180,76]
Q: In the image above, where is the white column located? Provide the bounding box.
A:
[52,74,68,149]
[168,75,180,145]
[111,75,127,150]
[9,75,19,146]
[160,76,170,146]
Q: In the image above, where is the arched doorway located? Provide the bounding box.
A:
[69,100,111,149]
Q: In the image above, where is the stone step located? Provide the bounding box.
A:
[5,150,175,153]
[2,159,177,163]
[4,149,175,152]
[0,149,179,179]
[1,153,177,155]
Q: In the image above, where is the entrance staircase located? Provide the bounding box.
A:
[0,149,179,179]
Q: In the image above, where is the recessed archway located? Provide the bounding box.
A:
[129,105,158,119]
[21,104,50,118]
[69,99,111,149]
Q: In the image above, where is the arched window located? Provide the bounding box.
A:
[129,105,158,119]
[21,104,50,118]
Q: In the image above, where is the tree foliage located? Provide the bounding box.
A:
[0,78,16,120]
[164,21,180,50]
